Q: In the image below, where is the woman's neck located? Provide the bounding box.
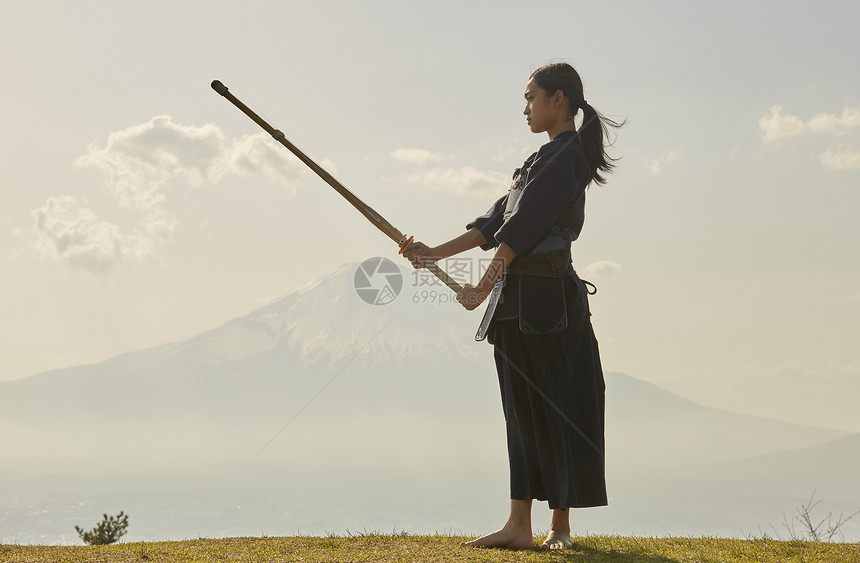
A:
[547,124,576,141]
[546,113,577,140]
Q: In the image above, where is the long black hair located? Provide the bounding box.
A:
[530,62,623,186]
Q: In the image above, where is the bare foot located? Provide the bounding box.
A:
[461,525,534,550]
[541,529,574,550]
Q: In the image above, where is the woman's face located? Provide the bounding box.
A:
[523,78,554,134]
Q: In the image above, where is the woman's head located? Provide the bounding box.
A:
[528,62,623,186]
[523,76,570,137]
[530,62,586,117]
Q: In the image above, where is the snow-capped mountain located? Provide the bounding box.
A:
[1,260,857,544]
[0,260,847,466]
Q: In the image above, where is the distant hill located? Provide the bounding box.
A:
[1,260,857,544]
[689,432,860,498]
[604,372,849,469]
[0,261,848,469]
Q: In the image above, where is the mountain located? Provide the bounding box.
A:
[604,373,850,469]
[1,260,856,543]
[691,432,860,498]
[0,260,848,467]
[0,261,491,423]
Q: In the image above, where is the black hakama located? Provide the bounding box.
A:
[492,275,606,509]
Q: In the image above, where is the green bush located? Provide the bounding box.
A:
[74,511,129,545]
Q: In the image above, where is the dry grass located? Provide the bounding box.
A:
[2,533,859,562]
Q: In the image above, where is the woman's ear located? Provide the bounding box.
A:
[552,89,567,110]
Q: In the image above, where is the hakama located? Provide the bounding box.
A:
[492,275,606,508]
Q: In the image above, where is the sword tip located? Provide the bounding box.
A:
[211,80,228,95]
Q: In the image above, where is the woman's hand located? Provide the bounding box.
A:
[401,240,436,269]
[457,283,489,311]
[456,243,512,311]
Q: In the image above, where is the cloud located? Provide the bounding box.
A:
[582,260,622,277]
[403,166,509,197]
[77,115,304,202]
[819,148,860,170]
[759,104,860,141]
[645,149,682,174]
[21,115,309,273]
[759,104,860,171]
[390,148,446,165]
[17,194,176,273]
[759,105,806,142]
[220,132,308,190]
[23,196,123,273]
[807,107,860,134]
[77,115,225,194]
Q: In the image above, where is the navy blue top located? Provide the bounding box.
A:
[467,130,589,255]
[466,130,591,326]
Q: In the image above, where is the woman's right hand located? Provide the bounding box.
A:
[401,240,435,269]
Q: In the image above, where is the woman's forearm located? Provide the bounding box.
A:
[432,227,488,259]
[475,242,516,294]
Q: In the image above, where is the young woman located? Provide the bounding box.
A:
[403,62,620,550]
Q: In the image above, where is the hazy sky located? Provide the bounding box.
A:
[2,1,858,431]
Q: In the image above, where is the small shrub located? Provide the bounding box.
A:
[74,511,129,545]
[787,490,860,542]
[755,490,860,543]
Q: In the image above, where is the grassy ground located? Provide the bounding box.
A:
[2,533,859,563]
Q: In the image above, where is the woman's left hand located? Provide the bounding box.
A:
[456,283,488,311]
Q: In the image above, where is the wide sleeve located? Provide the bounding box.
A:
[493,147,583,256]
[466,194,508,251]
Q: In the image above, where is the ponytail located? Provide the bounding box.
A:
[530,63,623,186]
[578,101,623,186]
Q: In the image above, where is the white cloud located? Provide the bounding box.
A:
[220,133,307,191]
[759,105,806,142]
[759,104,860,171]
[22,115,311,272]
[582,260,622,277]
[76,116,224,207]
[390,148,446,165]
[404,166,508,197]
[17,194,177,273]
[759,104,860,140]
[645,149,682,174]
[23,196,123,273]
[820,148,860,170]
[77,115,304,202]
[807,106,860,134]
